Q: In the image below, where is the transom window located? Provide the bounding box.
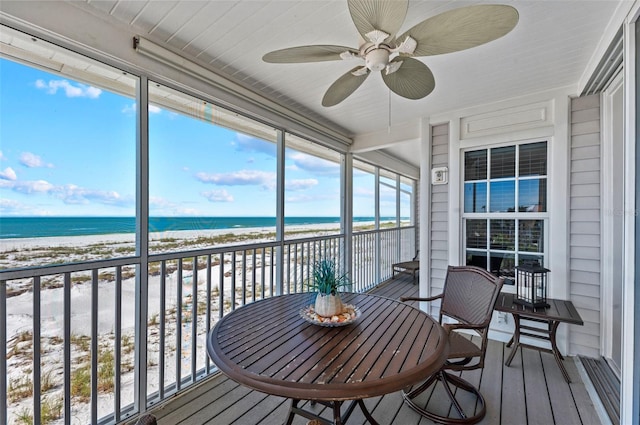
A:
[463,142,547,284]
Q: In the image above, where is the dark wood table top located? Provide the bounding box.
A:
[207,292,448,401]
[494,292,584,325]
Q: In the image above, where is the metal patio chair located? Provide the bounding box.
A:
[400,265,504,424]
[392,251,420,283]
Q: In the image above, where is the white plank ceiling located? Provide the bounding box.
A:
[46,1,636,166]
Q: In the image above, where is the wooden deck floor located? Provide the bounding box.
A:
[140,275,601,425]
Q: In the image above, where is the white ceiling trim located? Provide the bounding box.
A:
[355,150,419,180]
[351,119,420,153]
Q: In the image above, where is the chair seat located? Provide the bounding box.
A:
[393,260,419,270]
[447,331,482,360]
[392,260,420,284]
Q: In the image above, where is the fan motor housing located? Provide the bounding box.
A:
[365,48,390,72]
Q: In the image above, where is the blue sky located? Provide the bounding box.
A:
[0,58,406,217]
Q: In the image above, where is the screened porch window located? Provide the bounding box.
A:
[463,142,547,284]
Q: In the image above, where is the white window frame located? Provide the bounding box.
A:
[461,141,550,285]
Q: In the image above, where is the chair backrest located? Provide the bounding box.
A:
[439,265,504,327]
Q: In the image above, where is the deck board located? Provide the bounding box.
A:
[522,348,554,425]
[138,274,600,425]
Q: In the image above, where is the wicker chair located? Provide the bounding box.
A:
[400,265,504,424]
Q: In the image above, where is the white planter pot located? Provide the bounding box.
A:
[314,293,343,317]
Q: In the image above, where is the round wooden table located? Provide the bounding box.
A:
[207,292,448,424]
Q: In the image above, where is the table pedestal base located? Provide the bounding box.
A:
[286,398,379,425]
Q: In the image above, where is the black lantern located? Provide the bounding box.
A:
[515,263,550,308]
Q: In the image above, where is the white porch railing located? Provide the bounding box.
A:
[0,226,415,425]
[352,226,417,291]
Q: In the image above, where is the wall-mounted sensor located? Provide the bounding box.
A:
[431,167,448,185]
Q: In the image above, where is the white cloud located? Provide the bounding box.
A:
[35,79,102,98]
[0,198,22,210]
[285,194,315,203]
[201,189,234,202]
[0,167,17,181]
[232,134,276,157]
[0,176,133,208]
[52,184,133,206]
[0,151,6,160]
[149,196,173,208]
[149,196,200,216]
[195,169,276,190]
[11,179,55,194]
[122,104,136,114]
[288,152,339,176]
[19,152,53,168]
[286,178,318,191]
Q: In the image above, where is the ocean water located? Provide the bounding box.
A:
[0,216,394,239]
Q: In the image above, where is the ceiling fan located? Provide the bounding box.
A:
[263,0,518,107]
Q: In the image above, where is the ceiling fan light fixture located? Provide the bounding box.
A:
[395,36,417,55]
[351,66,368,76]
[340,51,358,60]
[366,48,390,72]
[385,60,402,75]
[365,29,390,46]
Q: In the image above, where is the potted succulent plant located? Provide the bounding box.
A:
[309,258,350,317]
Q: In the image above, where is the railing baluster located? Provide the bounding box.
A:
[269,247,274,296]
[231,251,236,310]
[159,261,166,400]
[191,257,197,382]
[91,269,98,424]
[293,243,298,293]
[218,253,224,319]
[304,242,310,293]
[0,280,5,425]
[33,276,41,425]
[285,244,290,294]
[205,255,212,374]
[64,273,71,425]
[115,266,122,422]
[252,249,257,302]
[241,250,246,305]
[175,260,182,391]
[260,249,266,299]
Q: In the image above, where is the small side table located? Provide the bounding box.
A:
[494,292,584,383]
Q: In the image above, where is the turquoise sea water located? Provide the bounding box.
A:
[0,217,396,239]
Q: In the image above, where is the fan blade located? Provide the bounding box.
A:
[322,67,370,107]
[263,45,359,63]
[348,0,408,44]
[398,5,518,57]
[381,57,434,100]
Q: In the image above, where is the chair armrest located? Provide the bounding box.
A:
[400,293,443,303]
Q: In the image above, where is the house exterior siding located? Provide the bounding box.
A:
[430,123,449,295]
[569,94,601,358]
